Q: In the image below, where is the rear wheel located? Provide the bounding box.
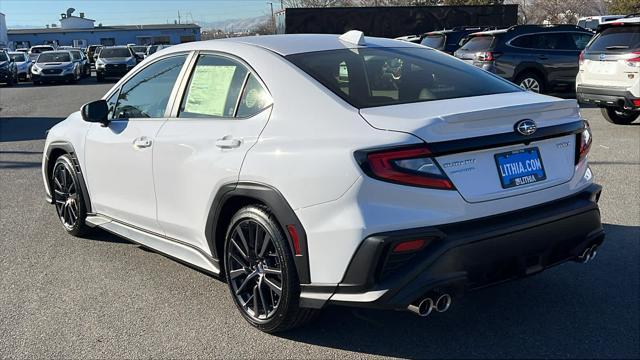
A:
[515,72,544,93]
[601,107,639,125]
[51,155,91,237]
[224,205,317,333]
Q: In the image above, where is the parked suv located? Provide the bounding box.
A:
[8,51,31,81]
[454,25,593,94]
[42,32,603,333]
[421,27,489,54]
[576,17,640,124]
[95,46,137,81]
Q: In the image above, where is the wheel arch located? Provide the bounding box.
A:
[513,64,547,87]
[44,141,93,213]
[206,182,311,284]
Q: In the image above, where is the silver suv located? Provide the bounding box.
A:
[576,17,640,124]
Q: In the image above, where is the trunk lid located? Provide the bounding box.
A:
[359,92,582,203]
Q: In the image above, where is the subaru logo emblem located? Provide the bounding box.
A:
[599,53,606,61]
[515,119,537,136]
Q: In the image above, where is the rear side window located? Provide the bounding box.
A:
[511,33,584,50]
[287,47,521,109]
[587,26,640,52]
[421,35,445,49]
[179,55,249,118]
[458,36,494,52]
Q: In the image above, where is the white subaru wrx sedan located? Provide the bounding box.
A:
[42,31,604,333]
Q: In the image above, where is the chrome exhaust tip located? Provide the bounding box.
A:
[435,294,452,313]
[579,247,592,263]
[588,244,598,261]
[407,298,434,317]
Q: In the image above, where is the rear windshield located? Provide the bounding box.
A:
[458,35,494,52]
[9,53,27,62]
[31,46,54,54]
[100,48,131,58]
[421,35,445,49]
[587,26,640,52]
[287,47,521,109]
[37,52,71,63]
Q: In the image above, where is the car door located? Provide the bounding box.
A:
[84,53,189,232]
[538,33,584,90]
[153,53,273,251]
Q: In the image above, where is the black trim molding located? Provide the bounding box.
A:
[45,141,93,213]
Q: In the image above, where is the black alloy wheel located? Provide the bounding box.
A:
[52,155,90,236]
[224,206,317,333]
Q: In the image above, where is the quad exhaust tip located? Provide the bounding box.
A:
[407,293,452,317]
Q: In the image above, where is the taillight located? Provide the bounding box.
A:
[575,122,592,165]
[475,51,494,62]
[360,146,454,190]
[393,239,427,253]
[579,50,585,66]
[626,51,640,67]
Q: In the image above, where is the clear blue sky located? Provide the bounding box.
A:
[0,0,276,27]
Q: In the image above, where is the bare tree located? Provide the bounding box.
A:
[607,0,640,14]
[283,0,355,7]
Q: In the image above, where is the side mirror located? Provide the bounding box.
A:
[81,100,110,126]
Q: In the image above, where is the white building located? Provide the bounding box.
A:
[60,9,95,30]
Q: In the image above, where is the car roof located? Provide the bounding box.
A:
[167,33,422,56]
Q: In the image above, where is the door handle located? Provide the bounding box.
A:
[215,137,242,149]
[133,136,152,149]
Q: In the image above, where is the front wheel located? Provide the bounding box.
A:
[51,155,91,236]
[224,205,317,333]
[601,107,639,125]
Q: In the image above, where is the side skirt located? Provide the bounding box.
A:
[86,215,221,276]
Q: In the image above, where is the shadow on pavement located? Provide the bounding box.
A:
[0,116,65,142]
[278,223,639,358]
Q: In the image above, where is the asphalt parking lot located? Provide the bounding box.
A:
[0,78,638,359]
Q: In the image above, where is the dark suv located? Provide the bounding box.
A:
[420,27,492,54]
[454,25,593,94]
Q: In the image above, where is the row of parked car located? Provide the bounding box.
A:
[0,43,172,86]
[397,15,639,124]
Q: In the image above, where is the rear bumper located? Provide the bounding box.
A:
[576,85,639,109]
[301,184,604,309]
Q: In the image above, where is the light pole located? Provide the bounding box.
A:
[267,1,275,34]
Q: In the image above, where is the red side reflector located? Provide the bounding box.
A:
[632,99,640,107]
[393,239,427,253]
[286,225,301,255]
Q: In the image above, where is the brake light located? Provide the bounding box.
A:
[575,122,592,165]
[475,51,494,61]
[632,99,640,107]
[362,146,454,190]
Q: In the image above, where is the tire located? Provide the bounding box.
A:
[515,72,544,93]
[51,155,91,237]
[601,107,639,125]
[223,205,317,333]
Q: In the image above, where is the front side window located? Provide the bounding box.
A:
[70,51,81,60]
[179,55,249,118]
[113,55,187,119]
[287,47,521,109]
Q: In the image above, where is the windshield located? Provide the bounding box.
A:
[31,46,54,54]
[588,26,640,52]
[37,52,71,63]
[100,48,131,58]
[421,35,446,49]
[287,47,521,109]
[131,46,147,53]
[458,35,494,52]
[9,53,27,62]
[147,45,158,55]
[0,52,8,62]
[70,50,82,60]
